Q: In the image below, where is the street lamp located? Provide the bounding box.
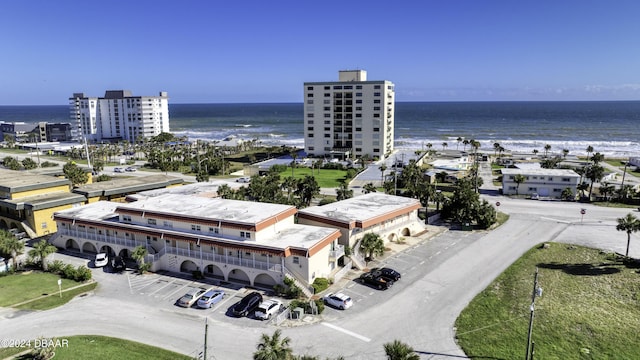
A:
[525,268,543,360]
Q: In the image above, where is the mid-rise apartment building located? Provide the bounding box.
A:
[69,90,169,142]
[303,70,395,159]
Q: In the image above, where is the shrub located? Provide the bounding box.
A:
[288,298,324,314]
[47,260,65,274]
[61,264,76,279]
[40,161,58,168]
[95,174,112,182]
[74,265,92,281]
[312,278,330,293]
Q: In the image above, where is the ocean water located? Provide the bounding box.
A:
[1,101,639,157]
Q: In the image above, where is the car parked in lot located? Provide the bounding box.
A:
[114,167,124,173]
[323,292,353,310]
[197,290,225,309]
[125,166,137,172]
[370,267,402,282]
[360,271,394,290]
[235,177,250,183]
[255,299,284,320]
[111,256,126,272]
[177,287,209,308]
[231,291,263,317]
[94,253,109,268]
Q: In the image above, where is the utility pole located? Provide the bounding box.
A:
[203,317,208,360]
[525,268,542,360]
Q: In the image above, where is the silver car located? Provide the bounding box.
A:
[323,292,353,310]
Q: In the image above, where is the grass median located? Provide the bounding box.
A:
[0,335,192,360]
[0,272,96,310]
[455,242,640,359]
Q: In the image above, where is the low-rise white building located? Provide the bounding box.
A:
[501,168,580,198]
[51,194,341,290]
[297,193,424,265]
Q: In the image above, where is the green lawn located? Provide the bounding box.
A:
[0,272,82,307]
[0,335,192,360]
[278,167,348,188]
[455,243,640,359]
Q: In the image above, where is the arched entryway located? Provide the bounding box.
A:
[0,219,7,229]
[401,228,411,236]
[82,242,97,254]
[204,264,224,280]
[387,233,398,242]
[228,268,250,285]
[254,273,277,288]
[180,260,198,273]
[99,245,115,257]
[65,238,80,251]
[119,248,130,259]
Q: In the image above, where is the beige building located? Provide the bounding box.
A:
[298,193,424,267]
[51,195,341,292]
[303,70,395,160]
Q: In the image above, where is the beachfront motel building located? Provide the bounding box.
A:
[501,168,580,198]
[51,194,342,289]
[303,70,395,160]
[69,90,169,142]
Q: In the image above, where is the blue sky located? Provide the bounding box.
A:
[1,0,639,105]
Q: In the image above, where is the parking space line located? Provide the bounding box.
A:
[148,279,177,296]
[321,323,371,342]
[162,281,194,300]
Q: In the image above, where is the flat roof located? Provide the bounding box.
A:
[2,191,86,211]
[0,168,71,194]
[117,194,296,226]
[501,168,579,176]
[73,175,183,197]
[54,200,338,250]
[54,201,120,221]
[126,180,246,201]
[299,193,420,223]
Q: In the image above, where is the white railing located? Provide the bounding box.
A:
[332,260,353,284]
[284,267,314,298]
[59,227,140,248]
[164,246,282,273]
[329,244,345,260]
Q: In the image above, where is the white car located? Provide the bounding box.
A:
[236,177,251,183]
[323,292,353,310]
[114,167,124,173]
[94,253,109,267]
[255,299,284,320]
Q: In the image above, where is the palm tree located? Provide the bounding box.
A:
[253,329,293,360]
[359,232,385,263]
[544,144,551,158]
[131,245,149,273]
[441,142,448,151]
[599,182,615,201]
[379,164,388,186]
[591,152,604,165]
[456,137,462,150]
[383,340,420,360]
[28,240,57,271]
[562,148,569,158]
[363,183,377,194]
[335,183,353,201]
[532,149,539,157]
[0,231,24,271]
[493,142,500,158]
[585,165,605,201]
[585,145,594,160]
[462,139,470,151]
[513,174,526,196]
[616,213,640,257]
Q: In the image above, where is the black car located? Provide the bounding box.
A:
[370,267,401,281]
[231,292,263,317]
[360,272,393,290]
[112,256,126,272]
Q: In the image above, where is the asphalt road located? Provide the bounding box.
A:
[1,196,638,359]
